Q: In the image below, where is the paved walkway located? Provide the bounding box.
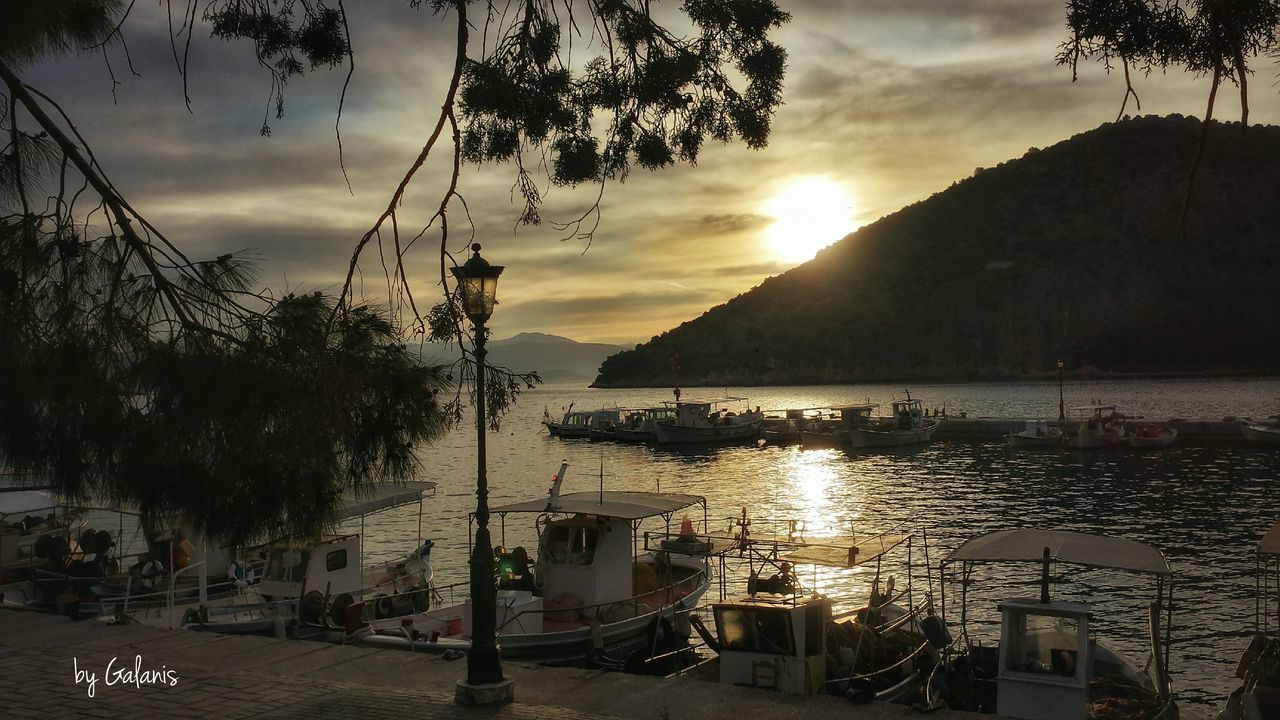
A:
[0,609,977,719]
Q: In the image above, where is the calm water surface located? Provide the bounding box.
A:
[353,377,1280,710]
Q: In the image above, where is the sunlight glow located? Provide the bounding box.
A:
[762,176,858,263]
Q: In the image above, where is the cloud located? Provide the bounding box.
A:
[9,1,1275,347]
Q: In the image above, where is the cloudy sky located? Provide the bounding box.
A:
[21,1,1280,345]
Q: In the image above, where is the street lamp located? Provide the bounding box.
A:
[451,243,513,705]
[1057,359,1065,421]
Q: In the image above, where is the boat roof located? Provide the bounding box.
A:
[947,529,1170,575]
[664,396,749,406]
[833,403,878,411]
[335,481,437,521]
[780,532,911,569]
[492,490,704,520]
[1261,521,1280,556]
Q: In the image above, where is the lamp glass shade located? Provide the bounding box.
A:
[450,245,503,322]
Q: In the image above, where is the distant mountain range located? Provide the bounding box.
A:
[593,115,1280,387]
[487,332,631,383]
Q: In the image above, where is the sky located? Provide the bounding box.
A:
[19,1,1280,346]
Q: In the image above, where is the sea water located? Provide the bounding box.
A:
[352,376,1280,710]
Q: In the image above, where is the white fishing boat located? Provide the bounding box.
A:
[1005,420,1063,448]
[848,395,939,448]
[1128,423,1177,449]
[349,463,713,664]
[108,482,439,634]
[586,408,625,440]
[1219,520,1280,720]
[1064,405,1128,449]
[1240,421,1280,446]
[798,403,878,448]
[653,395,763,445]
[610,407,677,442]
[707,525,945,702]
[933,529,1176,720]
[544,405,595,438]
[0,489,128,616]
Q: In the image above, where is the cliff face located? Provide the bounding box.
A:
[594,116,1280,387]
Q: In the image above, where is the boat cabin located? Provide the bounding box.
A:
[714,596,831,694]
[891,399,926,430]
[834,403,877,428]
[258,534,361,600]
[996,598,1091,720]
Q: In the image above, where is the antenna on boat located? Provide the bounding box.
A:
[546,461,568,511]
[672,352,682,403]
[1040,546,1052,604]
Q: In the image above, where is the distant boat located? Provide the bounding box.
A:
[610,407,677,442]
[1005,420,1063,448]
[847,395,939,448]
[586,408,624,440]
[1240,421,1280,446]
[1064,405,1127,449]
[555,410,595,439]
[1128,423,1177,449]
[798,404,878,448]
[654,396,763,445]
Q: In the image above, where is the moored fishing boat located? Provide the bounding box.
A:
[1128,423,1177,449]
[932,529,1176,719]
[848,395,939,448]
[1005,420,1063,448]
[686,518,945,702]
[799,403,878,448]
[1219,520,1280,720]
[610,407,677,442]
[110,482,439,634]
[347,463,713,664]
[653,395,763,445]
[1240,420,1280,446]
[1064,405,1128,449]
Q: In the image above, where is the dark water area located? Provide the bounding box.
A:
[359,376,1280,710]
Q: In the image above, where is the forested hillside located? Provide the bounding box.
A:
[594,116,1280,387]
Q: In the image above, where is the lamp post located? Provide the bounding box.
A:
[451,243,513,705]
[1057,359,1065,421]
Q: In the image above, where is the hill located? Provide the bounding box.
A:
[487,332,630,383]
[594,115,1280,387]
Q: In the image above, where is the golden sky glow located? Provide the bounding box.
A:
[22,2,1280,346]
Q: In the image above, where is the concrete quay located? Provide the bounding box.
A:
[931,417,1246,442]
[0,608,985,720]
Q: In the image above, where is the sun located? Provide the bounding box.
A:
[762,176,857,263]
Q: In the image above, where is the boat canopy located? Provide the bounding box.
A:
[832,403,878,411]
[335,481,437,521]
[1260,521,1280,557]
[947,529,1170,576]
[492,490,704,520]
[780,532,911,569]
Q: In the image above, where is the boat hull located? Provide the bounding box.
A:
[1005,430,1063,448]
[655,421,760,445]
[355,565,710,664]
[848,420,939,448]
[1241,423,1280,445]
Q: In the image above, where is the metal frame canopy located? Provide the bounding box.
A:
[945,528,1170,576]
[1259,520,1280,557]
[780,532,912,569]
[491,491,704,520]
[335,481,438,522]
